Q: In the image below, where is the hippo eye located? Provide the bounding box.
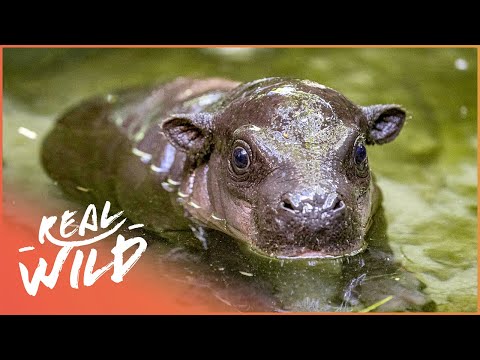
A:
[353,139,369,177]
[355,143,367,164]
[231,141,252,174]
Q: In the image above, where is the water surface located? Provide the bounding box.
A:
[2,48,477,311]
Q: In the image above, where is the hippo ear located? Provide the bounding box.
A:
[362,105,406,145]
[161,113,214,161]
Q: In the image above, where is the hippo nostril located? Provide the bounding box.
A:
[323,193,345,212]
[332,198,345,212]
[281,199,296,212]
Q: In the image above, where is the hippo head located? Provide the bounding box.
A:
[162,78,406,259]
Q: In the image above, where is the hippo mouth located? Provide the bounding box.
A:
[239,237,368,260]
[247,231,368,260]
[273,240,367,260]
[250,201,368,260]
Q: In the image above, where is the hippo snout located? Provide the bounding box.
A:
[254,189,364,259]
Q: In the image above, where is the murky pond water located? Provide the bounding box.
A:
[2,48,477,312]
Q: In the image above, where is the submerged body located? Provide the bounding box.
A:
[42,77,406,259]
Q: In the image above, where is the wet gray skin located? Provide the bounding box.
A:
[42,77,406,260]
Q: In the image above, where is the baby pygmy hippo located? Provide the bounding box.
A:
[42,77,406,259]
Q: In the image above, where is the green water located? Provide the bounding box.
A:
[2,48,477,312]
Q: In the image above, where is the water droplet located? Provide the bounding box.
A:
[167,178,181,186]
[189,225,208,250]
[201,48,259,61]
[239,271,254,277]
[132,147,152,163]
[182,89,193,97]
[188,201,201,209]
[17,127,37,140]
[161,182,175,192]
[75,186,90,192]
[454,58,468,71]
[460,106,468,118]
[106,94,117,103]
